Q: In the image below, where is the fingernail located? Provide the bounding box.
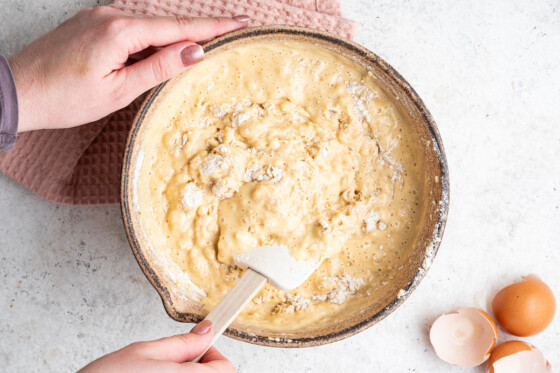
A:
[181,44,204,67]
[232,15,250,22]
[191,320,212,335]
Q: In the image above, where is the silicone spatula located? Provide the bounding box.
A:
[192,245,318,362]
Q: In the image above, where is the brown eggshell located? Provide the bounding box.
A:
[430,308,498,367]
[486,341,550,373]
[492,275,556,336]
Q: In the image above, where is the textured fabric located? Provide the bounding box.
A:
[111,0,355,39]
[0,0,355,205]
[0,56,18,151]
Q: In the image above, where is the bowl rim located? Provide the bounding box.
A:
[121,25,450,347]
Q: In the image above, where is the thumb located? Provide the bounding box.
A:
[118,41,204,100]
[143,320,213,363]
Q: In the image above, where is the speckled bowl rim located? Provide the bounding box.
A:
[121,25,449,348]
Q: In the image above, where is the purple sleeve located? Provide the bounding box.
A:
[0,55,18,151]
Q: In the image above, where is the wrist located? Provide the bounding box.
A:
[8,53,41,132]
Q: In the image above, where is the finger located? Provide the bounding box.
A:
[125,15,249,53]
[200,346,229,364]
[137,321,214,363]
[181,358,237,373]
[117,40,204,99]
[129,46,161,62]
[180,347,236,373]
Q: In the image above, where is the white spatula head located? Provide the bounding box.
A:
[233,245,319,290]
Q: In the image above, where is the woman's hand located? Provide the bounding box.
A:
[8,7,249,132]
[78,320,235,373]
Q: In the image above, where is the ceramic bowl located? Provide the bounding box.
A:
[121,25,449,347]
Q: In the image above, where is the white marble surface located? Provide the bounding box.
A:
[1,1,559,372]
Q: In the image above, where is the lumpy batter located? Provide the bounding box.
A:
[136,41,428,329]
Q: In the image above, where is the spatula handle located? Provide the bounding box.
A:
[192,268,267,363]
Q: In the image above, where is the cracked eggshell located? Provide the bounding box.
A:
[492,275,556,336]
[430,307,498,367]
[486,341,551,373]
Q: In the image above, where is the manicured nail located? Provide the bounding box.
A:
[232,15,250,22]
[191,320,212,335]
[181,44,204,67]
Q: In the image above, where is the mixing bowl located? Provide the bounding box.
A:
[121,25,449,347]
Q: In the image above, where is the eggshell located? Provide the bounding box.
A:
[486,341,551,373]
[430,308,498,367]
[492,275,556,336]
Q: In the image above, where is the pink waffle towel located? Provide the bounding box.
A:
[0,0,356,205]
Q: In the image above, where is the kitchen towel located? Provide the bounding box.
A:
[0,0,356,205]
